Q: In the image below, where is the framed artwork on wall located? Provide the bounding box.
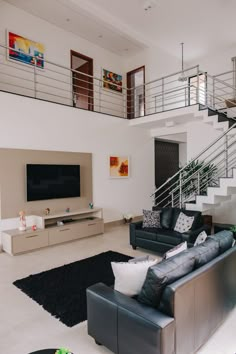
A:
[109,155,129,178]
[103,69,122,93]
[7,31,45,69]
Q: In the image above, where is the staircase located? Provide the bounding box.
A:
[152,117,236,212]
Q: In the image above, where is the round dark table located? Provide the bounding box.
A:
[29,350,57,354]
[29,350,73,354]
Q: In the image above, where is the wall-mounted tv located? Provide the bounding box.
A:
[27,164,81,201]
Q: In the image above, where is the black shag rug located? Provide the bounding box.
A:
[13,251,132,327]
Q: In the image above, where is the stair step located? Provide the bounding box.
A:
[196,194,231,205]
[220,177,236,187]
[185,202,220,212]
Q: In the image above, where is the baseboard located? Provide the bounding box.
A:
[104,215,142,231]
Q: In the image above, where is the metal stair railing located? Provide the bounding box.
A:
[151,122,236,208]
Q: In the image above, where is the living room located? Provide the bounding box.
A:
[0,1,236,354]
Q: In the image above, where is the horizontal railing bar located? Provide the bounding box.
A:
[0,57,35,74]
[0,70,35,84]
[0,79,34,91]
[214,70,235,78]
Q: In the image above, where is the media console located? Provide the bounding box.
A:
[2,208,104,255]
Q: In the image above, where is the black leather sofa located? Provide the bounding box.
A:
[130,207,211,253]
[87,231,236,354]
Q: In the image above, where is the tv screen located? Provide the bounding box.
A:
[27,164,81,201]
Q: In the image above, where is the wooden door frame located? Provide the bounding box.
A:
[70,50,94,111]
[127,65,145,119]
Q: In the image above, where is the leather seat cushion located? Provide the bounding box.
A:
[156,229,183,245]
[136,228,157,241]
[138,251,195,308]
[208,230,233,254]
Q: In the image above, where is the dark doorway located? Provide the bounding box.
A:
[127,66,145,119]
[71,50,93,110]
[155,140,179,207]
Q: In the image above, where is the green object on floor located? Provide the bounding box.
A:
[55,349,72,354]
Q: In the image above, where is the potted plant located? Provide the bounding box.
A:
[230,225,236,239]
[181,160,217,200]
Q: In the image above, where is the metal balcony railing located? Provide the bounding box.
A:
[0,43,210,118]
[0,43,236,122]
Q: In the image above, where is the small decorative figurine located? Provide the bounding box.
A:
[45,207,50,216]
[19,210,26,231]
[31,225,37,231]
[66,207,70,213]
[89,202,94,209]
[123,213,133,224]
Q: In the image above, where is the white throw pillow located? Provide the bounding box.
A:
[164,241,187,259]
[174,212,194,233]
[194,231,208,246]
[111,259,157,296]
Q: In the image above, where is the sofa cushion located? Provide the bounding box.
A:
[174,212,194,233]
[143,209,161,228]
[136,228,157,241]
[163,241,187,259]
[171,208,202,231]
[137,251,195,308]
[188,238,220,269]
[194,230,208,246]
[160,208,173,229]
[156,229,183,245]
[111,258,158,297]
[208,230,233,254]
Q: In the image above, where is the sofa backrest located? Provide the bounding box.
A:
[158,232,236,354]
[153,207,204,231]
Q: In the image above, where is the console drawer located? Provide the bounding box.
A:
[12,230,48,254]
[48,226,75,245]
[86,220,104,236]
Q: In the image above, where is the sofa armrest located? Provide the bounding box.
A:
[182,224,211,245]
[87,283,175,354]
[129,220,143,247]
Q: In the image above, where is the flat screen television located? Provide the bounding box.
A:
[27,164,80,201]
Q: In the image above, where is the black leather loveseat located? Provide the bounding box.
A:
[87,231,236,354]
[130,207,211,253]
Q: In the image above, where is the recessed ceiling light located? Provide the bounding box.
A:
[66,18,70,22]
[143,0,158,11]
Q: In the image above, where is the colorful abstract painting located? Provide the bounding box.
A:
[109,156,129,178]
[8,32,45,69]
[103,69,122,92]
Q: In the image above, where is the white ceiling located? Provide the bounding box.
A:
[3,0,236,61]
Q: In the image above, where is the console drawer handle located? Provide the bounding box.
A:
[88,223,96,226]
[26,234,39,238]
[59,228,70,232]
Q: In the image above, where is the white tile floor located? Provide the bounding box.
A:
[0,225,235,354]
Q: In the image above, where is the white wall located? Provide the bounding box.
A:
[190,46,236,76]
[0,91,154,229]
[0,1,126,116]
[124,46,181,83]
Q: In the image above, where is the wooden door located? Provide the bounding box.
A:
[73,62,91,110]
[71,50,93,111]
[127,66,145,119]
